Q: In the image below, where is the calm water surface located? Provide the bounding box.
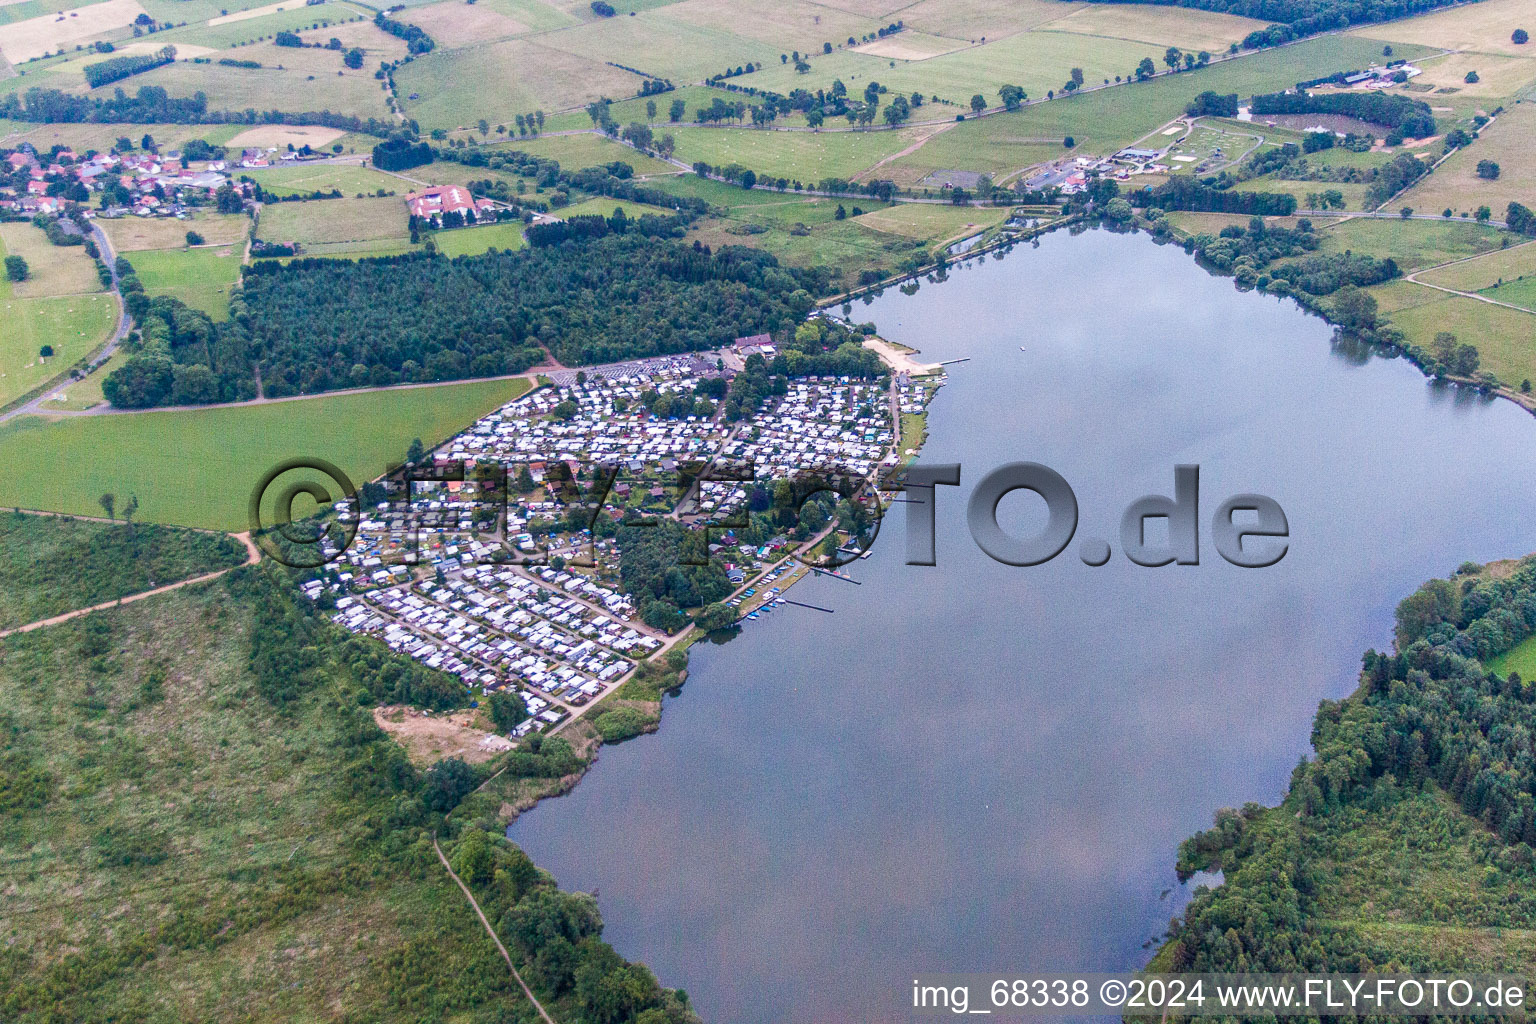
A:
[508,228,1536,1022]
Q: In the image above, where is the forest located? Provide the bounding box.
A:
[235,236,821,400]
[1159,558,1536,976]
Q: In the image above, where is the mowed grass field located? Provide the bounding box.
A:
[1314,217,1518,272]
[430,220,525,257]
[256,195,409,247]
[0,377,530,530]
[125,246,243,318]
[94,58,392,120]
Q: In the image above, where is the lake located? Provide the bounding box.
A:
[507,227,1536,1022]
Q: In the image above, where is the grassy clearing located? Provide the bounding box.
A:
[0,575,523,1021]
[900,0,1085,41]
[0,223,101,297]
[1314,216,1518,271]
[256,195,409,246]
[1397,103,1536,221]
[155,3,371,50]
[1489,632,1536,679]
[0,120,233,156]
[0,377,528,530]
[0,512,247,629]
[430,220,526,257]
[101,212,248,251]
[0,292,116,407]
[855,201,1007,239]
[242,162,404,197]
[668,124,925,181]
[125,246,243,318]
[392,0,534,47]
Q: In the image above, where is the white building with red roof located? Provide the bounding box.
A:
[405,185,493,223]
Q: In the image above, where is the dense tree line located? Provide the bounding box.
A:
[1087,0,1473,43]
[1180,216,1399,295]
[82,45,176,88]
[374,11,434,53]
[1509,202,1536,236]
[103,292,255,407]
[1132,176,1298,216]
[235,237,819,399]
[1251,89,1437,141]
[372,136,434,171]
[1163,558,1536,975]
[617,518,733,630]
[1185,90,1238,116]
[0,85,397,135]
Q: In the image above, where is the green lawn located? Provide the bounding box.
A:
[124,246,243,319]
[431,220,526,257]
[256,196,411,247]
[1488,633,1536,678]
[0,377,528,530]
[1480,277,1536,312]
[1383,293,1536,387]
[0,293,117,408]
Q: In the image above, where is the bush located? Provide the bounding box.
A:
[4,254,27,282]
[593,707,649,743]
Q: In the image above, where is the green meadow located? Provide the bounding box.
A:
[0,377,529,530]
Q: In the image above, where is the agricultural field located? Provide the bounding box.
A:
[1040,3,1267,53]
[153,3,372,51]
[1351,0,1536,57]
[854,201,1007,241]
[0,0,145,63]
[256,195,410,249]
[1408,49,1536,97]
[93,57,392,120]
[0,119,235,156]
[532,10,777,82]
[0,222,102,296]
[666,124,927,181]
[0,376,529,530]
[124,245,243,317]
[430,220,525,257]
[396,37,638,131]
[101,211,248,251]
[883,34,1429,183]
[1397,103,1536,220]
[390,0,535,47]
[242,162,403,197]
[1481,276,1536,312]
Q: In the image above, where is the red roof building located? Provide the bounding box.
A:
[405,185,492,220]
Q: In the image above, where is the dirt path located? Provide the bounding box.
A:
[433,834,558,1024]
[0,530,260,640]
[853,120,955,181]
[1402,239,1536,316]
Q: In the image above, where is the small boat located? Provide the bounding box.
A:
[747,612,759,620]
[1019,346,1027,352]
